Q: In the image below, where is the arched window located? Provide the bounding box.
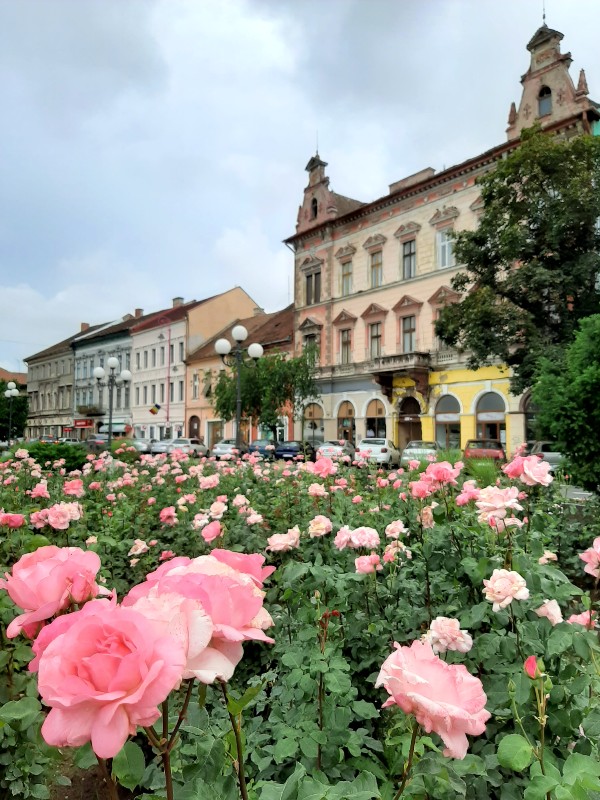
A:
[476,392,506,443]
[311,198,318,219]
[435,395,461,449]
[523,394,539,442]
[303,403,324,446]
[366,399,386,438]
[538,86,552,117]
[337,400,355,443]
[189,415,200,436]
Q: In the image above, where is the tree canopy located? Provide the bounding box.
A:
[0,381,28,441]
[435,128,600,393]
[533,314,600,491]
[212,346,320,438]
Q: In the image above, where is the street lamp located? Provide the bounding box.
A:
[93,357,132,451]
[4,381,19,444]
[215,325,264,451]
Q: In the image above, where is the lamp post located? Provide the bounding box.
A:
[215,325,264,451]
[4,381,19,444]
[93,357,132,451]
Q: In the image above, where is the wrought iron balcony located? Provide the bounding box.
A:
[76,405,104,416]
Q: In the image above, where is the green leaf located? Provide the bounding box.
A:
[351,700,379,720]
[258,763,306,800]
[547,625,574,656]
[73,743,98,770]
[496,734,534,771]
[273,737,298,764]
[0,696,42,729]
[112,741,146,791]
[582,708,600,739]
[562,752,600,785]
[524,775,559,800]
[227,682,263,715]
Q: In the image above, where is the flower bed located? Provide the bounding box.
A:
[0,446,599,800]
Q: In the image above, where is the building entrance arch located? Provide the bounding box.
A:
[397,396,422,450]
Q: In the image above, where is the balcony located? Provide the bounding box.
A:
[76,405,104,416]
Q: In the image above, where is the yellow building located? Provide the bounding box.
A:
[285,24,599,456]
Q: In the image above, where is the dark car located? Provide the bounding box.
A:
[274,440,316,462]
[463,439,506,461]
[248,439,276,459]
[85,434,110,453]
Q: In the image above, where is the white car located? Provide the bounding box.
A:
[150,439,175,455]
[210,439,248,459]
[356,438,401,468]
[317,440,356,461]
[168,438,207,458]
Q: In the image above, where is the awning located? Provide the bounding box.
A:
[99,423,127,434]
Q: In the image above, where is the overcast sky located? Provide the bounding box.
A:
[1,0,599,371]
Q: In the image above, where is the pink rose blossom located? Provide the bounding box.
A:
[36,599,186,758]
[410,480,433,499]
[199,474,220,490]
[418,503,438,529]
[524,655,542,680]
[383,540,412,563]
[159,506,178,526]
[312,457,337,478]
[307,482,328,497]
[232,494,248,507]
[266,526,300,552]
[308,515,333,538]
[385,519,407,539]
[579,537,600,579]
[350,526,380,549]
[202,521,222,543]
[355,553,382,574]
[160,550,175,561]
[408,460,421,471]
[425,617,473,654]
[521,456,553,487]
[534,600,563,626]
[0,546,102,638]
[333,526,353,550]
[147,497,156,505]
[538,550,558,565]
[483,569,529,611]
[377,477,389,488]
[567,610,598,630]
[30,481,50,499]
[209,500,227,520]
[0,512,26,528]
[456,480,480,506]
[376,640,490,758]
[63,479,85,498]
[352,495,363,504]
[128,539,149,557]
[424,461,462,487]
[475,485,523,526]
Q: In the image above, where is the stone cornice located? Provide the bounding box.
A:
[362,233,387,252]
[334,244,357,261]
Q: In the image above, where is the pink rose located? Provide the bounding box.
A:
[355,553,382,574]
[410,480,433,499]
[579,537,600,579]
[63,479,85,498]
[524,655,542,680]
[308,515,333,538]
[202,520,222,543]
[209,500,227,520]
[350,526,380,549]
[424,461,462,487]
[385,519,407,539]
[0,546,102,638]
[159,506,178,526]
[426,617,473,654]
[266,527,300,552]
[567,610,598,630]
[383,540,411,563]
[534,600,563,626]
[30,481,50,500]
[307,482,328,497]
[539,550,558,565]
[408,460,421,471]
[418,503,437,529]
[312,457,337,478]
[502,455,526,480]
[128,539,149,557]
[333,526,353,551]
[352,495,363,504]
[456,479,480,506]
[475,485,523,525]
[36,599,185,758]
[160,550,175,561]
[376,640,490,758]
[210,549,275,587]
[483,569,529,612]
[521,456,553,487]
[0,512,26,528]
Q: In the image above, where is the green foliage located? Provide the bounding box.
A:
[534,314,600,490]
[213,346,320,435]
[0,382,28,441]
[21,442,88,472]
[435,129,600,392]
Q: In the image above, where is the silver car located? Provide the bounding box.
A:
[317,440,356,461]
[168,438,207,458]
[210,439,248,460]
[400,440,440,467]
[356,438,401,468]
[150,439,175,455]
[530,441,563,473]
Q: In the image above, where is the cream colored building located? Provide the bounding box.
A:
[286,24,599,455]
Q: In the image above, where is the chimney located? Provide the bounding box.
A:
[172,297,183,308]
[135,308,143,318]
[253,306,265,316]
[80,322,90,332]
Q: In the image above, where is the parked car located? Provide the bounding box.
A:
[463,439,506,461]
[356,438,401,468]
[150,439,175,455]
[248,439,276,459]
[530,441,563,472]
[168,438,207,457]
[210,439,248,460]
[85,434,109,453]
[400,440,439,467]
[274,440,317,461]
[38,435,59,444]
[317,440,356,461]
[129,438,156,454]
[58,438,83,446]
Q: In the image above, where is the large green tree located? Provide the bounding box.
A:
[533,314,600,491]
[0,381,28,441]
[212,347,320,439]
[435,128,600,393]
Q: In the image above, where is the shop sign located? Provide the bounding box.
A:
[73,419,94,429]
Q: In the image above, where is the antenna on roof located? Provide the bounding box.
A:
[542,0,546,24]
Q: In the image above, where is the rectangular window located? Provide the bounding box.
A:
[151,385,156,404]
[160,346,165,366]
[169,344,174,363]
[340,329,351,364]
[82,362,88,379]
[160,383,165,403]
[370,251,383,288]
[136,352,140,370]
[125,353,130,370]
[402,239,416,279]
[124,387,130,409]
[437,229,455,269]
[369,322,382,358]
[341,262,352,296]
[170,382,174,402]
[179,342,184,362]
[402,315,416,353]
[135,387,140,406]
[151,349,156,367]
[143,351,148,368]
[178,380,184,401]
[143,386,148,404]
[306,271,321,305]
[192,374,199,400]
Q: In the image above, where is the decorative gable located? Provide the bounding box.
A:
[429,206,460,228]
[362,233,387,252]
[300,255,323,274]
[470,195,485,213]
[332,309,358,326]
[334,244,356,261]
[428,285,461,307]
[361,303,388,319]
[392,295,423,315]
[394,221,422,240]
[298,316,323,332]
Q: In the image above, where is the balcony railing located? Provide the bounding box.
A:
[76,405,104,416]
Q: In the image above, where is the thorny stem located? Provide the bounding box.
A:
[220,682,249,800]
[97,757,119,800]
[168,679,195,752]
[392,721,420,800]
